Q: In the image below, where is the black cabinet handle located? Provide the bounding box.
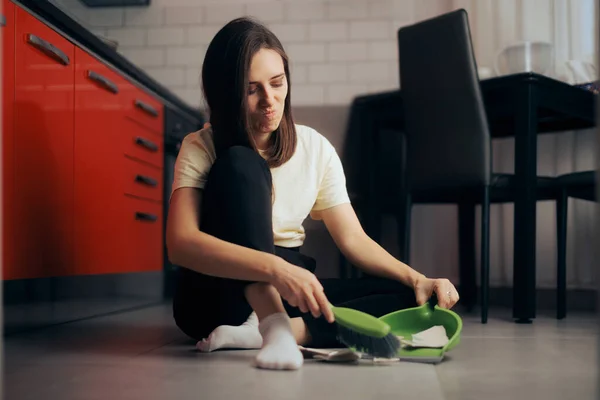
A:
[1,15,6,27]
[135,174,158,187]
[26,33,70,65]
[134,137,158,152]
[87,70,119,94]
[134,99,158,117]
[135,212,158,222]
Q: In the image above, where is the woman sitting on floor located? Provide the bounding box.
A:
[166,17,459,371]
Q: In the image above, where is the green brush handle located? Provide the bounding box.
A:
[330,304,391,338]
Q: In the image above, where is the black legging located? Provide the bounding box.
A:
[172,146,417,348]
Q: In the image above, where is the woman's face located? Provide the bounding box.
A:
[247,48,288,136]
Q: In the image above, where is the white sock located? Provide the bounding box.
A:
[254,312,303,370]
[196,312,263,352]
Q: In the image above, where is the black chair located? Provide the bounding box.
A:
[555,170,596,319]
[395,9,556,323]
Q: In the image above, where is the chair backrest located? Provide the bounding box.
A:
[397,9,491,192]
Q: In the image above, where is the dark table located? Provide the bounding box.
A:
[344,72,596,322]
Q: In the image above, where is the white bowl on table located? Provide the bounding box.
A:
[494,41,554,77]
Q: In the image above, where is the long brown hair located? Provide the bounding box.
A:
[201,17,297,168]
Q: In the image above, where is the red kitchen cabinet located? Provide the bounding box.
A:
[73,47,128,275]
[12,7,75,279]
[2,0,15,279]
[3,6,167,280]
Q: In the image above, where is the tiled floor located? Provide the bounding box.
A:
[4,303,599,400]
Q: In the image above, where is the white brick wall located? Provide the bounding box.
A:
[145,67,186,86]
[309,64,347,83]
[368,40,398,61]
[285,2,326,22]
[105,28,146,47]
[165,46,207,67]
[327,1,369,20]
[308,22,347,41]
[246,2,285,22]
[286,43,327,63]
[186,26,223,45]
[165,7,204,25]
[147,27,186,46]
[350,21,392,40]
[204,4,246,24]
[185,68,203,86]
[119,48,165,67]
[124,8,165,26]
[289,64,308,84]
[328,42,368,61]
[52,0,450,107]
[349,61,391,82]
[268,23,308,42]
[87,9,124,28]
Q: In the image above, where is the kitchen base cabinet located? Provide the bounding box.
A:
[2,0,16,279]
[12,6,75,279]
[73,47,127,276]
[3,4,169,281]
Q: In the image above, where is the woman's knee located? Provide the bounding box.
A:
[200,145,275,253]
[220,145,264,163]
[208,145,271,188]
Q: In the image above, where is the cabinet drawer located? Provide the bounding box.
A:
[123,196,163,272]
[122,118,164,169]
[123,156,163,202]
[123,83,164,135]
[75,48,127,116]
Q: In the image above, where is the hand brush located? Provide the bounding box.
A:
[330,304,400,359]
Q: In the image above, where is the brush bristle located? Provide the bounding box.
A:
[336,325,400,358]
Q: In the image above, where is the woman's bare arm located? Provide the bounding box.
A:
[166,187,281,282]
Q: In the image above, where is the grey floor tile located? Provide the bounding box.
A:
[436,331,599,400]
[459,308,599,340]
[5,364,102,400]
[4,305,181,368]
[4,297,161,336]
[6,354,445,400]
[3,303,599,400]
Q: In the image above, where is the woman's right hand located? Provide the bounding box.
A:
[270,260,335,323]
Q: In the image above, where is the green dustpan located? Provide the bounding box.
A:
[377,296,463,363]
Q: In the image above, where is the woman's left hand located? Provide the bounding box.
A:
[413,274,460,309]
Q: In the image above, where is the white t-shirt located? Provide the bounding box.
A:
[170,124,351,248]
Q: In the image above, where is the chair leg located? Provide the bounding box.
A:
[556,190,568,319]
[356,202,378,279]
[480,187,491,324]
[397,194,412,264]
[364,194,382,246]
[458,202,476,312]
[338,250,348,279]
